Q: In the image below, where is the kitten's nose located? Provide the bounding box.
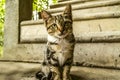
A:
[58,28,63,32]
[58,27,63,35]
[58,32,62,36]
[58,25,63,32]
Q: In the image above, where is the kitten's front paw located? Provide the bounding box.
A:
[36,71,45,80]
[36,71,53,80]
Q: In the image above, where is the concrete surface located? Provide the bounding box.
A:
[20,19,120,68]
[2,0,120,78]
[20,19,120,42]
[0,62,120,80]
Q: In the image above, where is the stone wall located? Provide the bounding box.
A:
[19,0,120,69]
[1,0,120,69]
[1,0,40,61]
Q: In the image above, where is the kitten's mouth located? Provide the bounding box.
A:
[56,33,69,39]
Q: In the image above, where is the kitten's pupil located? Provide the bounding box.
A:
[53,24,56,27]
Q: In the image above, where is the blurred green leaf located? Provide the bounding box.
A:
[0,0,5,57]
[33,0,58,11]
[32,0,57,19]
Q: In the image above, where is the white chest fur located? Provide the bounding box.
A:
[47,34,72,66]
[47,34,59,43]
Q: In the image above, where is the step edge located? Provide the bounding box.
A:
[21,11,120,26]
[50,0,97,8]
[20,31,120,43]
[48,0,120,13]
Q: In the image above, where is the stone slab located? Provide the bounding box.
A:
[2,0,36,63]
[0,62,120,80]
[71,66,120,80]
[74,43,120,68]
[52,5,120,20]
[3,0,120,71]
[0,62,40,80]
[20,18,120,43]
[48,0,120,13]
[2,43,120,68]
[51,0,96,8]
[1,44,45,61]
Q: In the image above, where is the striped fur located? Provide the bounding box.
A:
[39,4,75,80]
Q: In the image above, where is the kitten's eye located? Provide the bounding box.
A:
[64,22,72,30]
[48,24,57,30]
[53,24,56,27]
[64,22,71,27]
[47,24,55,30]
[52,24,58,29]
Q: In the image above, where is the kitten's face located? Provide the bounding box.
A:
[41,4,72,38]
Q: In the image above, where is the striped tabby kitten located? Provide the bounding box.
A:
[37,4,75,80]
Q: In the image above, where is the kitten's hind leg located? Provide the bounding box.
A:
[50,66,62,80]
[63,65,72,80]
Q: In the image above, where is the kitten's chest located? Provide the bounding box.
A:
[48,35,74,52]
[51,39,73,52]
[47,35,75,66]
[58,39,70,49]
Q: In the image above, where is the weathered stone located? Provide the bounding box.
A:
[0,62,41,80]
[19,2,120,68]
[51,0,93,8]
[20,18,120,43]
[49,0,120,13]
[1,0,41,62]
[2,0,120,72]
[0,62,120,80]
[74,43,120,68]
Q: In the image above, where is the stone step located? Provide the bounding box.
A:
[20,20,120,43]
[40,5,120,23]
[20,20,120,69]
[47,0,120,21]
[50,0,98,9]
[19,0,120,69]
[14,0,120,69]
[0,62,41,80]
[0,62,120,80]
[48,0,120,14]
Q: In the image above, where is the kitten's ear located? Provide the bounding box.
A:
[41,10,52,21]
[63,4,72,15]
[63,4,72,21]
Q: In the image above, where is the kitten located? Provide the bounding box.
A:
[36,4,75,80]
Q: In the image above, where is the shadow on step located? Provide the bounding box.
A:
[71,74,85,80]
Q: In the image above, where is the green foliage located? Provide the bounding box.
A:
[32,0,57,19]
[33,0,49,11]
[0,0,5,57]
[33,0,58,11]
[52,0,58,4]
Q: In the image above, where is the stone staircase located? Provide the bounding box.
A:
[1,0,120,80]
[21,0,120,68]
